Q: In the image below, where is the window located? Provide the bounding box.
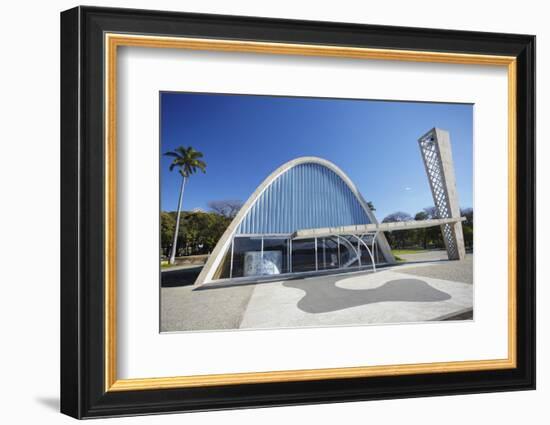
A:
[230,236,262,278]
[317,237,340,270]
[262,237,289,275]
[292,238,317,272]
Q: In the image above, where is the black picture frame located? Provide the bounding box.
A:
[61,5,535,419]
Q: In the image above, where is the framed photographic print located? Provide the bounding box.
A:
[60,6,535,419]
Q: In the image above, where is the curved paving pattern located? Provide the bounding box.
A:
[283,278,451,314]
[161,262,473,331]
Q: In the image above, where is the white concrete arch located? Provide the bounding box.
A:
[194,157,395,286]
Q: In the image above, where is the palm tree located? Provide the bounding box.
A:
[164,146,207,264]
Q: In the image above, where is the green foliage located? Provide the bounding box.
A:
[163,145,207,262]
[382,207,473,251]
[392,249,429,255]
[462,224,473,248]
[164,146,207,177]
[161,210,231,257]
[460,207,474,249]
[161,205,474,258]
[413,211,429,249]
[382,211,413,222]
[382,211,414,249]
[160,212,175,256]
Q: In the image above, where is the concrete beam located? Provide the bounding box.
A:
[292,217,465,239]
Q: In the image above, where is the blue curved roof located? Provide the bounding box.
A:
[236,162,371,234]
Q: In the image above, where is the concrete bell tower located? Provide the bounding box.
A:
[418,128,466,260]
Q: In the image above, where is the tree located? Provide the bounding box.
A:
[382,211,412,223]
[414,211,429,221]
[421,206,444,249]
[179,211,231,255]
[461,207,474,226]
[160,212,175,257]
[423,206,439,219]
[462,225,473,250]
[382,211,413,249]
[414,211,429,249]
[208,200,244,218]
[164,146,207,264]
[460,207,474,249]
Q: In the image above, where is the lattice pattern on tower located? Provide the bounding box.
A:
[419,133,459,259]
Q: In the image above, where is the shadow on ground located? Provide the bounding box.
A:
[283,278,451,314]
[161,266,202,287]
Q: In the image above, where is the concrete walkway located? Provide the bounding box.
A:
[161,254,473,332]
[239,268,472,329]
[397,253,473,284]
[161,283,254,332]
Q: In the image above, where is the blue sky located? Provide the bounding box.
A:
[160,92,473,221]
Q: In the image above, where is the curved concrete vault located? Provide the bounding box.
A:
[195,156,395,286]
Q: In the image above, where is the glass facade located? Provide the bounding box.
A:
[262,237,290,275]
[338,236,359,267]
[216,233,383,281]
[291,238,317,272]
[317,237,340,270]
[230,237,262,278]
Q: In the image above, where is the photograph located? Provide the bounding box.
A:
[57,5,536,419]
[159,92,474,332]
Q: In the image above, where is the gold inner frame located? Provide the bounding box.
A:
[104,33,517,392]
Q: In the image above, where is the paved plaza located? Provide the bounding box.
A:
[161,251,473,332]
